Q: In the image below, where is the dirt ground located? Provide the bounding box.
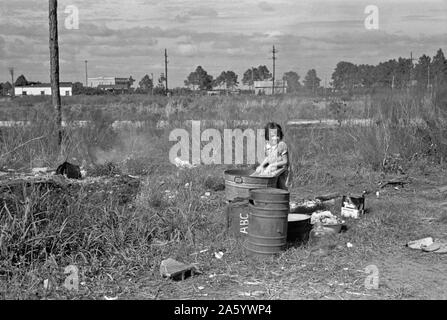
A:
[116,171,447,300]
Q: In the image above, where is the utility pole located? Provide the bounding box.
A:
[151,72,154,95]
[409,51,415,88]
[85,60,88,87]
[272,45,277,95]
[49,0,62,147]
[164,49,168,95]
[251,67,254,93]
[8,67,14,98]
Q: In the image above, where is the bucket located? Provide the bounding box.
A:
[244,188,290,256]
[224,169,278,202]
[225,200,249,238]
[287,214,312,244]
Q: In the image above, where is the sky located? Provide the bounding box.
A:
[0,0,446,88]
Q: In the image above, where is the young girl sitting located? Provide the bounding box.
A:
[253,122,291,190]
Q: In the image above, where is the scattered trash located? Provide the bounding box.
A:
[204,192,211,197]
[198,286,205,290]
[310,211,343,226]
[185,183,190,188]
[190,249,209,256]
[160,258,199,281]
[290,199,323,214]
[43,279,50,290]
[380,178,409,189]
[174,157,196,169]
[214,251,224,259]
[32,167,49,174]
[376,191,380,198]
[407,237,433,250]
[347,242,353,248]
[422,243,441,252]
[407,237,447,254]
[56,161,82,179]
[104,296,119,300]
[341,194,365,219]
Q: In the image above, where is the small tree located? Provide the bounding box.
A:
[138,74,154,93]
[184,66,213,91]
[15,74,28,86]
[303,69,321,93]
[282,71,301,93]
[214,71,238,90]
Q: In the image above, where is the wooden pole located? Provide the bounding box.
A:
[49,0,62,147]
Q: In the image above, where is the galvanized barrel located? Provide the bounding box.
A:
[287,214,311,244]
[224,169,278,202]
[244,188,290,256]
[225,200,249,239]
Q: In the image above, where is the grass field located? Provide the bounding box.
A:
[0,90,446,300]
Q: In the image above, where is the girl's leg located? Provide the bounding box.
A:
[277,171,289,191]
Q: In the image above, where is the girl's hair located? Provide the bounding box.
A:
[264,122,284,141]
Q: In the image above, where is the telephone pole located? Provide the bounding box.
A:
[8,67,14,98]
[84,60,88,87]
[151,72,154,95]
[164,49,168,95]
[272,45,277,95]
[49,0,62,147]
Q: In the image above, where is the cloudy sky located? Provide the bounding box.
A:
[0,0,446,87]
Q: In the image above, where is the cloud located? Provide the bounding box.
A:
[258,1,274,12]
[174,7,218,23]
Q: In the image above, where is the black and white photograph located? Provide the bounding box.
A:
[0,0,447,304]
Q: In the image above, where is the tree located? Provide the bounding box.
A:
[303,69,321,93]
[242,65,272,86]
[138,74,154,92]
[184,66,213,90]
[431,48,447,88]
[282,71,301,93]
[128,76,135,89]
[14,74,28,86]
[72,82,84,95]
[414,54,431,89]
[2,82,12,95]
[214,70,238,89]
[331,61,359,91]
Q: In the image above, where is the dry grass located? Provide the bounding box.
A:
[1,89,447,299]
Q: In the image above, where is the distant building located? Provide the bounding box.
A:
[14,82,73,96]
[88,77,133,93]
[254,80,287,95]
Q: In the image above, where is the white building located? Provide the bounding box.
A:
[254,80,287,95]
[87,77,116,87]
[14,83,73,96]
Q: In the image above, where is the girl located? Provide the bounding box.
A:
[255,122,291,190]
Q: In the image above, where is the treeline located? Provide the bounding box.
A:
[332,48,447,92]
[2,48,446,97]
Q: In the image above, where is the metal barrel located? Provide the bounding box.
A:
[244,188,290,256]
[224,169,278,202]
[225,200,250,239]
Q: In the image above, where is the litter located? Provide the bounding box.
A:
[422,243,441,252]
[214,251,224,259]
[406,237,434,250]
[104,296,119,300]
[160,258,199,280]
[56,161,82,179]
[347,242,353,248]
[174,157,196,169]
[310,211,342,225]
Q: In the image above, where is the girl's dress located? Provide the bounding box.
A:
[254,140,291,190]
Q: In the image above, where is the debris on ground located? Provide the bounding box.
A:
[310,211,343,225]
[160,258,199,281]
[407,237,447,254]
[55,161,82,179]
[379,178,410,189]
[174,157,196,169]
[214,251,224,259]
[290,199,324,214]
[407,237,434,250]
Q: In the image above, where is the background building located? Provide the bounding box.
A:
[14,82,73,96]
[254,80,287,95]
[88,77,134,93]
